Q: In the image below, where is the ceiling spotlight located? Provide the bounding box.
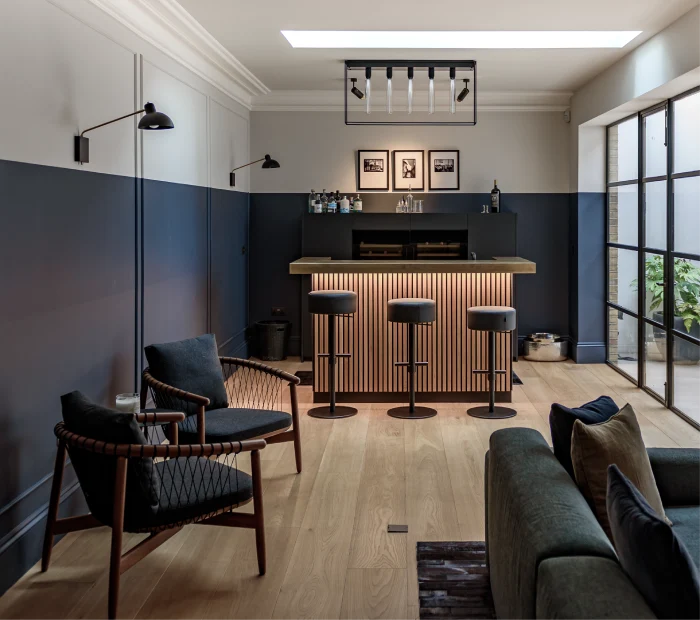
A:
[350,78,364,99]
[386,67,393,114]
[365,67,372,114]
[457,79,470,103]
[407,67,414,114]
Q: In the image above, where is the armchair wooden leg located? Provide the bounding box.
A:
[42,441,66,572]
[108,457,127,620]
[290,383,302,474]
[251,449,266,576]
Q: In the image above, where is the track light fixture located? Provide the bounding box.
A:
[428,67,435,115]
[457,79,471,103]
[386,67,393,114]
[407,67,414,114]
[449,67,456,114]
[350,78,365,99]
[365,67,372,114]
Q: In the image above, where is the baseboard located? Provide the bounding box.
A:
[570,341,606,364]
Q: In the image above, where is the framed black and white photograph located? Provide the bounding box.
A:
[392,150,424,191]
[357,150,390,190]
[428,150,460,190]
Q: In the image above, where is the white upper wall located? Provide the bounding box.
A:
[0,0,250,191]
[250,110,570,194]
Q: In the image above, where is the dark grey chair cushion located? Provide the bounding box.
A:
[467,305,516,332]
[648,448,700,506]
[61,391,158,526]
[387,298,436,324]
[549,395,619,478]
[129,457,253,531]
[178,407,292,443]
[144,334,228,411]
[485,428,616,619]
[308,290,357,315]
[607,464,700,619]
[666,506,700,570]
[536,556,656,619]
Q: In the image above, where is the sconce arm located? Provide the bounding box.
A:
[80,108,145,137]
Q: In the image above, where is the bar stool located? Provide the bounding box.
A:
[308,290,358,419]
[467,305,517,420]
[387,298,437,420]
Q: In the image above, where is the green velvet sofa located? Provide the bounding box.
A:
[484,428,700,619]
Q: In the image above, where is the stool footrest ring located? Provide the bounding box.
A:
[318,353,351,358]
[394,361,428,367]
[472,369,507,375]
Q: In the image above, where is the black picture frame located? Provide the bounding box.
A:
[428,149,460,191]
[392,150,425,191]
[357,150,390,191]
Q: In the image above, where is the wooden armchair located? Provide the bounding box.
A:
[141,356,302,473]
[43,411,266,619]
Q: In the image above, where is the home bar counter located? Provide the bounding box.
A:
[290,254,536,403]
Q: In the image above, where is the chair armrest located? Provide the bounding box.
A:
[648,447,700,506]
[220,357,301,385]
[135,410,186,424]
[142,370,210,406]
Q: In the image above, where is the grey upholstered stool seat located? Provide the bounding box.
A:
[467,305,517,420]
[308,290,357,315]
[388,298,436,324]
[386,298,437,420]
[307,290,358,420]
[467,305,516,332]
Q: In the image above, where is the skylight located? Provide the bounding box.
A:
[281,30,641,49]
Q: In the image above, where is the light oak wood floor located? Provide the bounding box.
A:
[1,359,698,620]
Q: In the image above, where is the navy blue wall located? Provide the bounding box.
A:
[0,159,249,595]
[250,192,571,355]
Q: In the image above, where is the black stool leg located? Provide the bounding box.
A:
[467,330,516,420]
[388,323,437,420]
[308,314,357,420]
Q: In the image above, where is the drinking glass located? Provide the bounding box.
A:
[415,200,423,213]
[116,393,140,413]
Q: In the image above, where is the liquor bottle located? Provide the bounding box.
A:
[340,196,351,214]
[490,180,500,213]
[314,196,323,214]
[354,194,363,212]
[335,190,341,205]
[327,192,337,214]
[321,189,328,213]
[308,189,317,214]
[406,185,414,213]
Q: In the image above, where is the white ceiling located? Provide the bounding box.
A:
[178,0,698,94]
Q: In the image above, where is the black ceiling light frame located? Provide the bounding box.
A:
[344,60,476,126]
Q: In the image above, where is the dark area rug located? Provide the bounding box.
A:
[294,370,313,386]
[417,541,495,619]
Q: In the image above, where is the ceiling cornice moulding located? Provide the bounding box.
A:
[252,89,572,112]
[85,0,269,109]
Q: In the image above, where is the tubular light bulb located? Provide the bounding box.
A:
[407,67,413,114]
[449,67,456,114]
[428,67,435,115]
[386,67,392,114]
[365,67,372,114]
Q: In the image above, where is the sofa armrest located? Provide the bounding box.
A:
[486,428,617,620]
[536,557,656,619]
[648,448,700,506]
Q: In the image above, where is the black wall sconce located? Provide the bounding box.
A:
[74,102,174,164]
[230,154,280,186]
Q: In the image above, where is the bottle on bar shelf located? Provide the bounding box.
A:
[335,190,341,207]
[353,193,363,212]
[314,194,323,214]
[340,195,351,214]
[406,185,414,213]
[327,192,337,214]
[490,179,500,213]
[320,189,328,213]
[308,189,317,214]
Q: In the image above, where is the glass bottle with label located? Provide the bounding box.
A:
[406,185,414,213]
[340,196,350,214]
[320,189,328,213]
[314,196,323,214]
[490,180,500,213]
[354,194,363,212]
[308,189,317,214]
[327,192,337,214]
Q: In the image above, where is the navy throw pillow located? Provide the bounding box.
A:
[61,391,159,525]
[549,395,619,478]
[607,464,700,619]
[144,333,228,412]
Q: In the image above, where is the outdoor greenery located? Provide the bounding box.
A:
[635,255,700,333]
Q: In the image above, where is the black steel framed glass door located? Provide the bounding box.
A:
[606,87,700,429]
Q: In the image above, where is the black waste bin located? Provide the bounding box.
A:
[256,320,290,361]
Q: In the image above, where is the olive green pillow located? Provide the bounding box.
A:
[571,403,669,539]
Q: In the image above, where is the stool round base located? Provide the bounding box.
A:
[308,405,358,419]
[467,405,517,420]
[387,405,437,420]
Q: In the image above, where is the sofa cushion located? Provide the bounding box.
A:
[486,428,616,620]
[178,407,292,443]
[571,403,668,539]
[666,506,700,570]
[144,334,228,412]
[607,464,700,619]
[549,395,619,478]
[61,391,158,526]
[536,556,656,619]
[648,448,700,506]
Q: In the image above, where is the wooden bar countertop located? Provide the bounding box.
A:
[289,256,536,275]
